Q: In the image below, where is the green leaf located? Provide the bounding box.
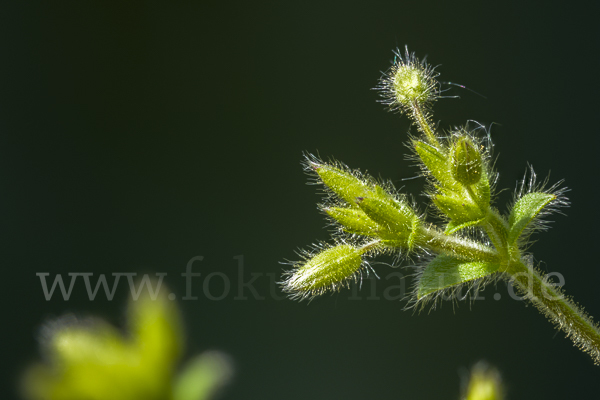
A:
[414,141,456,188]
[417,255,501,299]
[433,194,486,224]
[444,218,485,235]
[507,192,556,244]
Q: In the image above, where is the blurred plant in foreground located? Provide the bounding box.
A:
[463,362,503,400]
[281,46,600,365]
[21,288,232,400]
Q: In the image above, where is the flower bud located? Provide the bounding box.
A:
[283,244,364,300]
[451,137,482,185]
[414,140,457,189]
[356,196,420,250]
[376,46,439,113]
[464,362,504,400]
[433,193,486,226]
[325,207,380,236]
[315,164,373,206]
[392,64,434,107]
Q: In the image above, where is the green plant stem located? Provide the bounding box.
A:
[416,225,500,263]
[411,102,439,146]
[507,259,600,364]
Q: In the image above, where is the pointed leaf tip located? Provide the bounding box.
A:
[508,192,556,244]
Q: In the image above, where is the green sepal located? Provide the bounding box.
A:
[417,254,501,299]
[444,218,485,235]
[472,168,491,209]
[450,137,483,186]
[357,196,415,235]
[433,194,486,224]
[414,141,456,188]
[285,244,364,296]
[325,207,380,235]
[508,192,556,244]
[316,165,373,207]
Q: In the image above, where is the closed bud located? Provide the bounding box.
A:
[414,140,457,189]
[464,362,504,400]
[376,46,439,114]
[433,193,486,226]
[356,196,420,250]
[451,137,482,185]
[315,164,373,206]
[392,65,434,107]
[282,244,364,300]
[325,207,380,236]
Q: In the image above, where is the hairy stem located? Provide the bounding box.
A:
[416,225,500,263]
[507,259,600,364]
[411,101,439,146]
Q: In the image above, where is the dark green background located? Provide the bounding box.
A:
[2,1,599,399]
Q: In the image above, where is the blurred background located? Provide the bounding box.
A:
[2,1,599,398]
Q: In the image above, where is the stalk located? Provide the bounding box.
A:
[507,259,600,364]
[416,225,500,263]
[411,101,439,146]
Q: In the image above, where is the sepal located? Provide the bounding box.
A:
[314,164,372,207]
[433,194,486,226]
[282,244,366,300]
[325,207,380,236]
[450,137,483,186]
[416,254,501,299]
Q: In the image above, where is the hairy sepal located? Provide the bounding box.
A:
[416,254,501,299]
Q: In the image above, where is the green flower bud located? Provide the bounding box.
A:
[464,362,504,400]
[376,46,439,114]
[356,196,421,250]
[325,207,380,235]
[282,244,364,300]
[315,164,373,206]
[433,193,486,226]
[392,65,433,107]
[414,141,453,185]
[451,137,482,185]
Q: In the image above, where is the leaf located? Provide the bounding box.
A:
[507,192,556,244]
[444,218,485,235]
[433,194,486,224]
[414,141,456,188]
[417,255,501,299]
